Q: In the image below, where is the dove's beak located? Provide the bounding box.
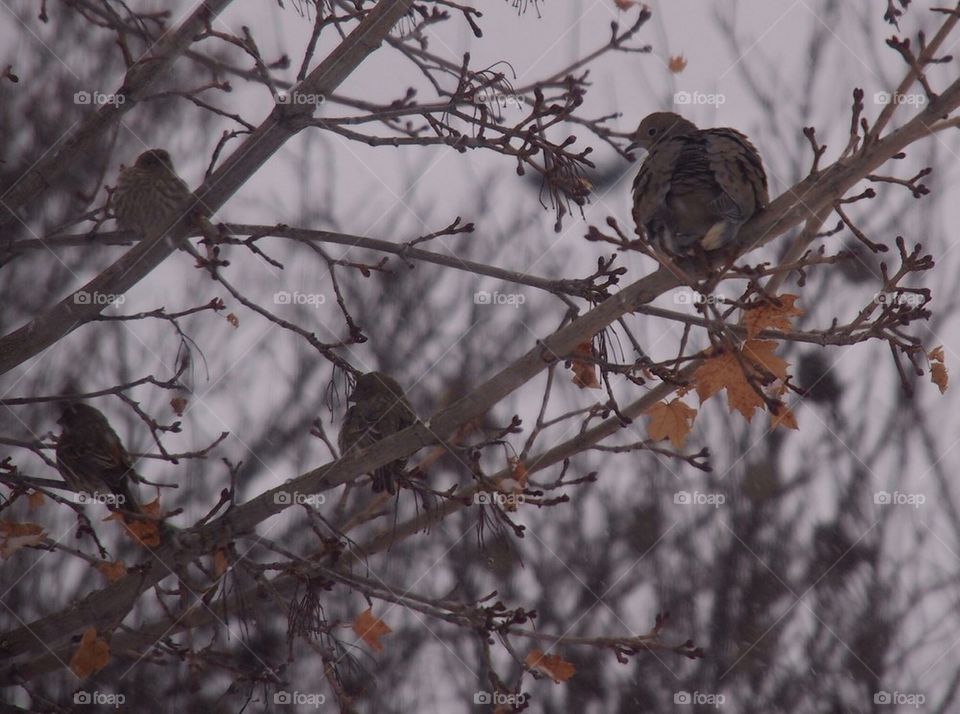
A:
[626,139,645,157]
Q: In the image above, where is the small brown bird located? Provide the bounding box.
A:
[56,402,141,513]
[338,372,416,494]
[113,149,194,236]
[630,112,768,256]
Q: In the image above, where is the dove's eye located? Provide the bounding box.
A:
[647,128,657,136]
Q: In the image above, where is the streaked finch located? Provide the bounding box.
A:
[56,402,141,513]
[113,148,194,236]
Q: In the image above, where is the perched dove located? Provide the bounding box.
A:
[338,372,417,494]
[629,112,768,256]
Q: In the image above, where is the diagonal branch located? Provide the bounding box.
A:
[0,0,414,377]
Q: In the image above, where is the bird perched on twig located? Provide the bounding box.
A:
[630,112,768,256]
[113,148,199,237]
[56,402,141,514]
[338,372,416,494]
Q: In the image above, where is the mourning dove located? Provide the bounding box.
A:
[629,112,768,255]
[338,372,417,494]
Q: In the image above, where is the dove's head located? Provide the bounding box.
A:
[628,112,698,153]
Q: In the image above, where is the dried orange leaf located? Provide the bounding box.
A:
[931,362,949,394]
[226,312,239,328]
[668,55,687,73]
[27,490,45,511]
[353,608,391,653]
[97,560,127,583]
[693,351,738,404]
[771,404,798,431]
[928,345,945,363]
[525,649,575,683]
[570,341,601,389]
[0,521,46,558]
[613,0,637,9]
[742,340,789,381]
[694,343,784,422]
[510,458,528,488]
[743,295,803,338]
[70,628,110,678]
[114,499,162,547]
[646,399,697,449]
[214,547,229,577]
